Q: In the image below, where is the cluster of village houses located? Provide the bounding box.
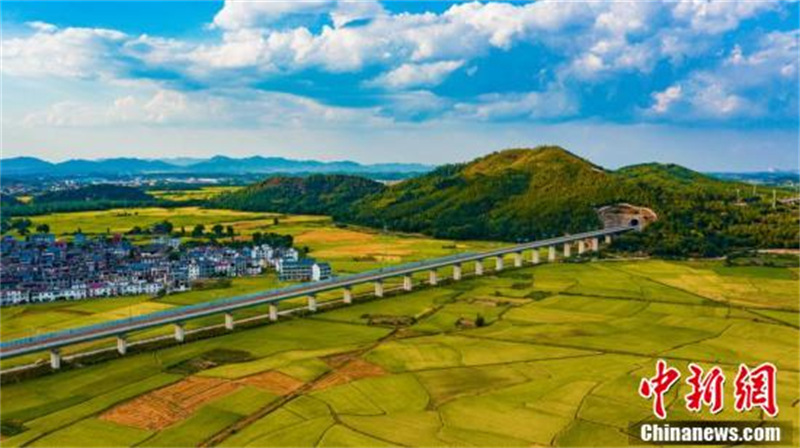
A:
[0,233,332,306]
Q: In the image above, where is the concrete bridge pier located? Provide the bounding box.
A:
[402,275,413,291]
[591,238,599,251]
[548,246,556,262]
[563,243,572,258]
[531,250,540,265]
[429,270,439,285]
[307,295,318,312]
[495,256,504,272]
[174,323,186,343]
[605,235,612,244]
[269,304,278,321]
[50,349,61,370]
[374,280,384,297]
[224,312,235,331]
[343,287,353,304]
[452,263,462,281]
[513,252,523,268]
[475,260,484,276]
[578,240,586,255]
[116,335,128,355]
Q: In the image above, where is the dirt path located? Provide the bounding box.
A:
[198,329,399,447]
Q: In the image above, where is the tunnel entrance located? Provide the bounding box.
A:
[596,203,657,230]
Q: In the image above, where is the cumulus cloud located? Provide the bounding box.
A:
[23,89,201,127]
[2,1,796,128]
[20,86,383,129]
[212,0,335,30]
[454,87,578,121]
[366,60,464,90]
[2,22,126,79]
[651,86,683,114]
[648,29,798,120]
[671,0,777,34]
[211,0,385,30]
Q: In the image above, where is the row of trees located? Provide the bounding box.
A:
[1,218,50,236]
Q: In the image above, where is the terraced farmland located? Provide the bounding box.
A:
[1,260,797,447]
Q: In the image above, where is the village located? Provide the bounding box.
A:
[0,231,332,306]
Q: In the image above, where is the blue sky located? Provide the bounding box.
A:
[1,1,798,171]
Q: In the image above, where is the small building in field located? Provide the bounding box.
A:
[278,258,333,282]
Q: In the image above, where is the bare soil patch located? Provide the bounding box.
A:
[100,377,241,430]
[238,371,304,396]
[295,228,375,245]
[312,359,387,391]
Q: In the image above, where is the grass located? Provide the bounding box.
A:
[28,418,153,448]
[148,186,242,202]
[1,254,798,446]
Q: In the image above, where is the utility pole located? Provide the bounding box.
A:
[772,189,777,209]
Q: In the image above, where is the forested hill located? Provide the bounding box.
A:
[2,185,160,217]
[213,147,799,256]
[35,185,153,203]
[210,174,385,216]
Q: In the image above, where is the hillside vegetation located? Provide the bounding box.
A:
[35,185,153,203]
[210,174,384,216]
[212,147,798,256]
[2,185,161,217]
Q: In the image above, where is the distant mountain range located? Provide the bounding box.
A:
[0,156,432,178]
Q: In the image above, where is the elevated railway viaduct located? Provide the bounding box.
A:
[0,226,635,369]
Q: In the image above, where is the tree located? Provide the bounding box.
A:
[212,224,225,238]
[192,224,205,238]
[152,220,173,234]
[226,225,235,239]
[35,223,50,233]
[273,217,280,225]
[252,232,263,245]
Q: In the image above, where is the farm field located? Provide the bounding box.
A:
[19,207,503,274]
[1,260,797,447]
[1,208,501,363]
[148,186,242,202]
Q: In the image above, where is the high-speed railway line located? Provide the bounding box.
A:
[0,225,634,368]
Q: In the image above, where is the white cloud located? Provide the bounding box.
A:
[454,87,578,121]
[651,86,683,114]
[367,60,464,90]
[647,29,798,120]
[5,1,786,83]
[671,0,777,34]
[1,1,796,130]
[20,87,383,129]
[211,0,385,30]
[1,22,126,79]
[330,0,386,28]
[212,0,336,30]
[23,89,198,127]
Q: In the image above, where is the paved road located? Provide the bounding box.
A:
[0,226,633,359]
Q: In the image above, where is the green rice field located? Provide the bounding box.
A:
[1,259,797,447]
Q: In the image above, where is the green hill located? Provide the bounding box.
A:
[351,147,628,240]
[215,147,799,256]
[211,174,385,216]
